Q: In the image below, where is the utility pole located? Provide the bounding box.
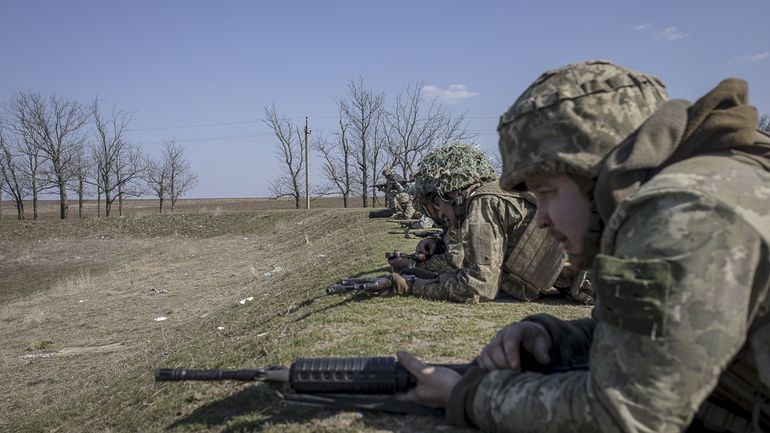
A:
[304,116,311,210]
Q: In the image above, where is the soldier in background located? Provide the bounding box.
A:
[398,60,770,432]
[380,167,421,220]
[387,143,592,304]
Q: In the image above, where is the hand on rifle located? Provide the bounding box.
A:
[395,351,461,408]
[416,238,438,256]
[477,321,552,371]
[388,273,413,296]
[387,251,414,272]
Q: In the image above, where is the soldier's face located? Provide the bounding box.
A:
[433,194,459,229]
[526,174,592,257]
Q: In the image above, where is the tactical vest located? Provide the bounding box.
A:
[601,146,770,432]
[467,182,566,299]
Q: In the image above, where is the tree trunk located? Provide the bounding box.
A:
[58,181,68,219]
[15,199,24,220]
[343,194,348,208]
[158,197,163,214]
[32,189,39,220]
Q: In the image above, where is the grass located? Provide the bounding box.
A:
[0,203,591,433]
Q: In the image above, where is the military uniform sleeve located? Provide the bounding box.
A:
[412,196,511,302]
[456,192,763,432]
[415,227,465,274]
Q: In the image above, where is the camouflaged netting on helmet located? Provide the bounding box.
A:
[413,143,496,201]
[497,60,668,190]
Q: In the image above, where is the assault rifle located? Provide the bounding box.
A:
[325,274,416,295]
[155,356,588,415]
[387,229,443,238]
[384,251,427,262]
[157,356,469,415]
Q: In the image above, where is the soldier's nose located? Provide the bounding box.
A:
[535,209,551,229]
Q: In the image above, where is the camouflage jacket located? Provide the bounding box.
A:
[413,226,465,275]
[411,182,548,302]
[451,151,770,431]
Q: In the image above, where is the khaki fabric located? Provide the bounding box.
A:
[457,81,770,432]
[411,182,561,302]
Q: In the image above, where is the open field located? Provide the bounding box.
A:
[0,207,591,433]
[0,197,382,221]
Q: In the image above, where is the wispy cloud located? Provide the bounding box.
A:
[729,51,769,64]
[655,26,691,41]
[421,84,479,104]
[633,23,652,32]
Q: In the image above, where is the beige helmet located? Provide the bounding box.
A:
[497,60,668,190]
[382,167,394,177]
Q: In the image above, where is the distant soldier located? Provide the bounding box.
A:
[381,167,420,220]
[387,143,592,304]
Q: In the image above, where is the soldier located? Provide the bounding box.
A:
[397,61,770,432]
[387,143,590,303]
[381,167,421,220]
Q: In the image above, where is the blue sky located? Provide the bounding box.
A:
[2,0,768,198]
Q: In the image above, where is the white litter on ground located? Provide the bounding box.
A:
[238,296,254,305]
[78,300,85,303]
[257,332,269,338]
[153,316,168,322]
[217,326,225,331]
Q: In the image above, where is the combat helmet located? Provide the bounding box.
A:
[413,143,496,203]
[497,60,668,190]
[382,167,394,177]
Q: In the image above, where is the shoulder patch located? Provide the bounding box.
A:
[594,254,672,340]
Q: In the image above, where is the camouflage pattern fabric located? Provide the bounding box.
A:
[465,155,770,433]
[455,65,770,432]
[413,143,496,202]
[414,226,465,275]
[393,192,419,219]
[411,182,542,302]
[497,60,667,191]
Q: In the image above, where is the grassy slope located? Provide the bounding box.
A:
[0,209,591,433]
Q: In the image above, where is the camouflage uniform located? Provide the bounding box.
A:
[407,143,570,303]
[413,226,465,275]
[412,182,549,302]
[448,61,770,432]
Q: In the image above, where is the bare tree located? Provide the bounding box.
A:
[384,81,472,179]
[144,156,168,214]
[8,91,89,219]
[90,98,138,217]
[263,105,304,209]
[162,140,197,213]
[313,114,355,207]
[69,148,91,218]
[114,143,145,216]
[338,78,385,207]
[760,113,770,132]
[368,113,391,207]
[0,126,28,220]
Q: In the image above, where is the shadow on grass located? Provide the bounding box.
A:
[166,384,455,433]
[166,385,320,432]
[293,291,378,323]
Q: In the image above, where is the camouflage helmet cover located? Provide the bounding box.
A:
[413,143,497,202]
[497,60,668,190]
[382,167,394,176]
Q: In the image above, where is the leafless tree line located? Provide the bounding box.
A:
[0,91,197,220]
[264,78,472,209]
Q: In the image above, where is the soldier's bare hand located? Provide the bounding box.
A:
[478,322,551,371]
[416,238,437,256]
[388,252,413,272]
[395,351,460,408]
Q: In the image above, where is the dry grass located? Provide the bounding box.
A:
[0,207,591,433]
